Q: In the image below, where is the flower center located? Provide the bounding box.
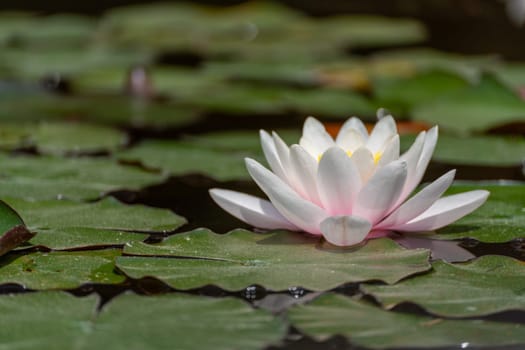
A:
[318,150,382,164]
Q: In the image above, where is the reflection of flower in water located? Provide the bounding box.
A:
[210,113,489,247]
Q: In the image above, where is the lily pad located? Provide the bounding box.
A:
[0,122,126,155]
[400,134,525,167]
[0,291,287,350]
[362,255,525,317]
[6,197,184,233]
[0,200,34,256]
[116,229,430,291]
[2,197,184,249]
[0,249,124,289]
[118,139,259,181]
[374,70,470,114]
[91,293,287,350]
[412,75,525,134]
[434,183,525,243]
[289,293,525,349]
[0,154,166,201]
[0,292,99,348]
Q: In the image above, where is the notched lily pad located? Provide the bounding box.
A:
[0,291,286,350]
[0,153,166,201]
[116,229,431,291]
[0,200,34,256]
[3,197,184,250]
[362,255,525,317]
[434,183,525,243]
[0,249,124,289]
[0,121,127,155]
[289,293,525,349]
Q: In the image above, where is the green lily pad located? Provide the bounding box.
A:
[91,293,286,350]
[289,293,525,349]
[0,292,99,348]
[116,229,430,291]
[318,15,426,49]
[0,249,124,289]
[6,197,184,233]
[0,292,286,350]
[2,197,184,249]
[0,200,34,256]
[412,75,525,134]
[372,48,498,82]
[491,62,525,91]
[433,183,525,243]
[0,154,165,201]
[0,92,200,128]
[0,122,126,155]
[374,70,470,114]
[362,255,525,317]
[400,134,525,167]
[118,139,258,181]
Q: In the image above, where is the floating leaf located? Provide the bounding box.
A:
[118,139,258,181]
[412,76,525,134]
[6,197,184,233]
[434,183,525,243]
[374,70,470,114]
[3,197,184,249]
[289,293,525,349]
[400,134,525,167]
[0,200,34,256]
[0,122,126,155]
[117,229,430,291]
[91,293,286,350]
[362,255,525,317]
[0,291,286,350]
[0,249,124,289]
[0,154,165,201]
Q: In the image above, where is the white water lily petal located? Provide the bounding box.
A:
[289,145,321,205]
[350,147,375,181]
[376,134,400,167]
[395,130,427,207]
[299,117,335,157]
[336,117,369,142]
[260,130,286,181]
[404,126,438,199]
[377,170,456,229]
[335,128,365,153]
[245,158,327,234]
[353,160,407,224]
[366,115,397,154]
[320,215,372,247]
[393,190,490,232]
[317,147,362,215]
[209,189,299,231]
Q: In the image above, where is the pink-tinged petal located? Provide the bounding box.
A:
[393,190,489,232]
[209,188,299,231]
[299,117,335,157]
[336,117,368,143]
[377,170,456,229]
[317,147,362,215]
[394,130,426,207]
[245,158,327,235]
[366,115,397,154]
[289,145,322,205]
[400,127,438,203]
[335,128,365,153]
[260,130,286,181]
[353,160,408,224]
[350,147,375,181]
[320,215,372,247]
[376,134,400,167]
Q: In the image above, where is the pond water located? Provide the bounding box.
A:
[0,1,524,350]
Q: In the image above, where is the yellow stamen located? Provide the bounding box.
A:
[346,150,353,157]
[373,152,382,164]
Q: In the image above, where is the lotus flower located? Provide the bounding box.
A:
[209,114,489,246]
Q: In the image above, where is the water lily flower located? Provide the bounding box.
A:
[209,114,489,247]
